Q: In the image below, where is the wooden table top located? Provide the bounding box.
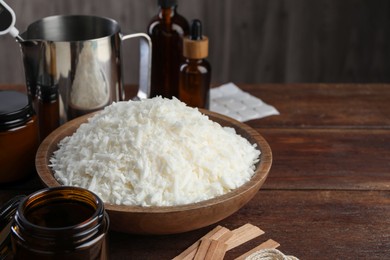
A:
[1,83,389,259]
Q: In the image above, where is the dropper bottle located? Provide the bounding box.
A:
[179,19,211,109]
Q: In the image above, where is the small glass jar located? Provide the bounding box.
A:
[0,90,39,183]
[11,186,110,260]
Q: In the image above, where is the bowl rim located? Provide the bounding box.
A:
[35,108,272,214]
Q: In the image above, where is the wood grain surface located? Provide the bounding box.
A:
[107,190,390,259]
[1,83,389,259]
[1,0,389,84]
[240,83,390,129]
[260,128,390,190]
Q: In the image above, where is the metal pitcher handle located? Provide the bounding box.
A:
[121,33,152,100]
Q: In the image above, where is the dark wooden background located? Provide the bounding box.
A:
[1,0,389,84]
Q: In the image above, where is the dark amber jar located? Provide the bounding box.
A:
[0,90,39,183]
[11,186,109,260]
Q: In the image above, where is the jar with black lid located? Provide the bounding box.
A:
[0,90,39,183]
[10,186,110,260]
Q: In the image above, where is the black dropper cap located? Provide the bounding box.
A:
[158,0,177,8]
[190,19,202,40]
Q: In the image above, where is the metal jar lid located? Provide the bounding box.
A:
[0,90,34,131]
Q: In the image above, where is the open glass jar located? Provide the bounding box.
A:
[10,186,109,260]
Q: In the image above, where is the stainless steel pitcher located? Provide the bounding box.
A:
[19,15,151,122]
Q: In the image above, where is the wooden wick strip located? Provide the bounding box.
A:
[173,225,232,260]
[195,228,233,260]
[215,228,234,243]
[204,239,228,260]
[234,239,280,260]
[225,223,265,251]
[194,238,212,260]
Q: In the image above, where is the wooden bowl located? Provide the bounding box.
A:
[36,109,272,235]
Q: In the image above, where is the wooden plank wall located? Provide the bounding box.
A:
[0,0,389,84]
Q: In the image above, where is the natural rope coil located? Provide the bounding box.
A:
[245,248,299,260]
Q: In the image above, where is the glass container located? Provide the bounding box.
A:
[11,186,109,260]
[0,90,39,183]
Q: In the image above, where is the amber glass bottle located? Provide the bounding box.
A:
[36,83,60,142]
[147,0,190,98]
[11,187,109,260]
[0,90,39,183]
[179,19,211,109]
